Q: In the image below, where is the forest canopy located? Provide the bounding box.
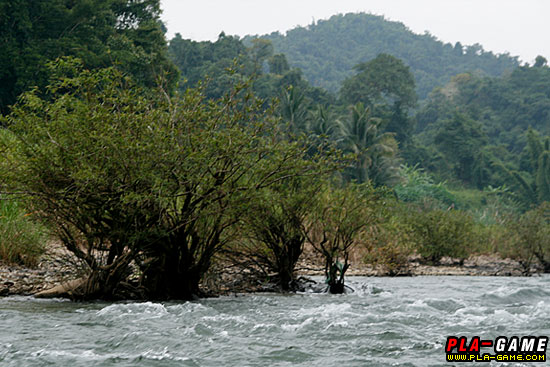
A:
[0,0,178,114]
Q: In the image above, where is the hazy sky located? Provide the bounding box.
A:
[160,0,549,64]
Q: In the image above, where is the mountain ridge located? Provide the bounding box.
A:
[247,12,520,99]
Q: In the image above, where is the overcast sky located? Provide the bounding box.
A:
[160,0,549,64]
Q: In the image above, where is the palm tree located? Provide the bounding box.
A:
[500,128,550,208]
[280,86,308,135]
[307,105,338,139]
[337,103,401,186]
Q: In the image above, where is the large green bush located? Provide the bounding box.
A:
[410,208,476,264]
[307,183,386,293]
[362,203,415,275]
[510,203,550,272]
[1,58,330,300]
[231,175,327,291]
[394,165,457,209]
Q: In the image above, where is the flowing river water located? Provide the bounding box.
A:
[1,276,550,366]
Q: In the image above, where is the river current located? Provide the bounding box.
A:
[1,276,550,366]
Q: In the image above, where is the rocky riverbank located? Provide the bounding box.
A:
[0,244,541,297]
[0,243,82,296]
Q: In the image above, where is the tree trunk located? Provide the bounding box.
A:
[140,252,202,300]
[275,236,304,291]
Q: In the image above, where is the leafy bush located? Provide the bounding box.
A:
[0,129,48,266]
[307,183,386,293]
[362,204,414,275]
[509,203,550,272]
[409,208,476,264]
[228,175,329,291]
[394,164,457,209]
[1,58,333,300]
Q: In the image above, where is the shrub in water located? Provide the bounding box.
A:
[1,58,335,300]
[307,183,386,293]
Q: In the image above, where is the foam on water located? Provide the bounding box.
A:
[2,276,550,367]
[96,302,168,318]
[293,302,353,317]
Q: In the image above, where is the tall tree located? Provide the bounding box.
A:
[307,183,385,293]
[340,53,417,109]
[268,54,290,75]
[340,54,417,143]
[249,38,273,74]
[434,112,488,185]
[280,86,308,134]
[503,129,550,207]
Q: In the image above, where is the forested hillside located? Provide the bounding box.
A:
[417,59,550,150]
[414,59,550,202]
[255,13,519,99]
[169,28,550,212]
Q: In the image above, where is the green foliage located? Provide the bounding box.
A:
[2,58,329,300]
[169,33,251,99]
[534,56,548,68]
[259,13,518,98]
[510,203,550,272]
[417,66,550,153]
[340,54,417,143]
[169,34,332,108]
[0,128,48,266]
[7,2,550,290]
[362,204,414,276]
[433,112,488,186]
[405,55,550,198]
[280,86,308,134]
[268,54,290,75]
[499,129,550,208]
[337,103,401,186]
[340,53,417,108]
[249,38,274,74]
[394,164,457,208]
[233,174,331,291]
[307,105,338,139]
[0,197,47,267]
[409,209,476,264]
[307,183,386,293]
[0,0,178,114]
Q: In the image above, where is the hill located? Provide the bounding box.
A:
[254,13,519,99]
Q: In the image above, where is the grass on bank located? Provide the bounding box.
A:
[0,127,48,267]
[0,198,48,267]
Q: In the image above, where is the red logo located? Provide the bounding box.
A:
[445,336,548,363]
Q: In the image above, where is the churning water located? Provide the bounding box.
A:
[2,276,550,366]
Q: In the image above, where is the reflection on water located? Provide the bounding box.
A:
[1,276,550,366]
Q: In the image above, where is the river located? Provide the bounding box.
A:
[1,276,550,366]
